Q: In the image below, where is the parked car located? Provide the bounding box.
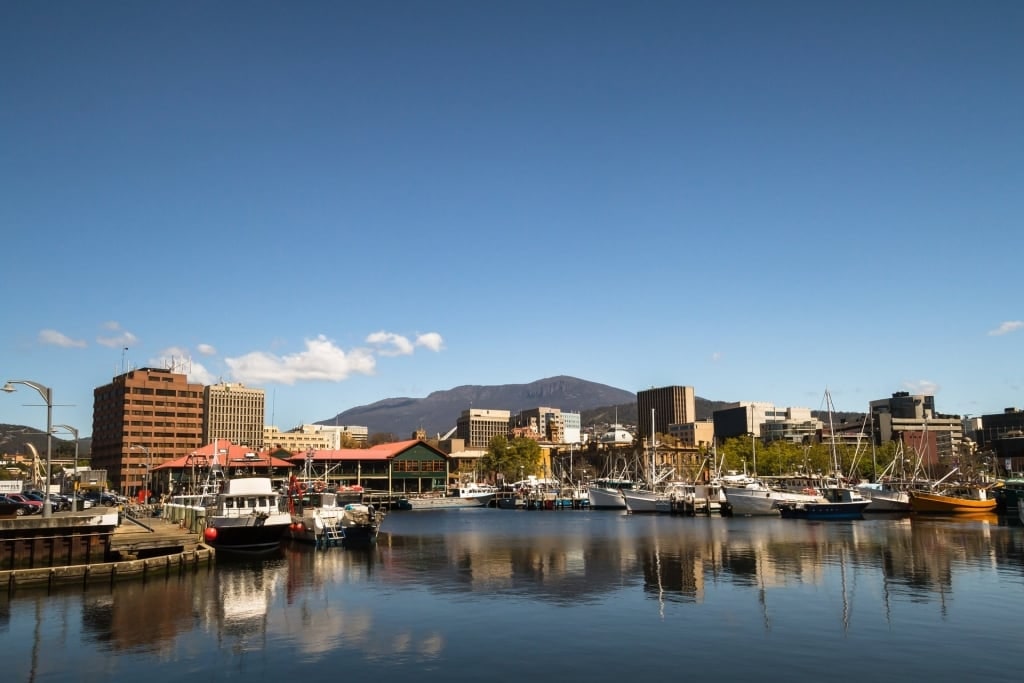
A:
[4,493,43,513]
[0,494,39,516]
[73,494,95,509]
[22,491,61,513]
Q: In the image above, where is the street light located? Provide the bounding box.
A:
[130,444,151,504]
[53,423,79,512]
[3,380,54,518]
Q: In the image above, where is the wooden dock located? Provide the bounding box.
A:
[110,510,205,559]
[0,509,214,594]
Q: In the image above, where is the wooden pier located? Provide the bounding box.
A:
[0,508,213,593]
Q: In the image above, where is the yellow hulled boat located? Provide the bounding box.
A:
[908,486,996,514]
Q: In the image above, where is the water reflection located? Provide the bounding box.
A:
[2,511,1023,679]
[377,512,1023,601]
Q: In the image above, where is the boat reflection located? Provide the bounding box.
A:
[17,512,1021,660]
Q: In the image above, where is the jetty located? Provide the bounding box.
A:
[0,507,213,593]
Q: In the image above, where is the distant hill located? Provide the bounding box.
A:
[0,424,88,459]
[318,376,747,439]
[318,375,866,441]
[319,375,637,439]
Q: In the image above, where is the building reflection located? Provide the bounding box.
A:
[9,512,1016,662]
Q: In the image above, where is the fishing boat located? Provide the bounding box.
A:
[203,476,292,554]
[587,477,636,509]
[776,486,870,520]
[856,480,913,512]
[906,466,996,514]
[908,485,996,514]
[777,389,870,520]
[723,478,825,516]
[285,477,382,547]
[397,483,495,510]
[622,409,675,514]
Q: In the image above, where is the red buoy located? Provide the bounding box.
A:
[204,527,217,542]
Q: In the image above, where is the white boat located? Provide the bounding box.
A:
[622,409,665,514]
[203,476,292,553]
[724,480,824,516]
[622,487,659,513]
[777,485,870,519]
[286,481,382,546]
[587,477,635,509]
[453,482,498,506]
[856,481,912,512]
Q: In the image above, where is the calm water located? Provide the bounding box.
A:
[3,509,1023,682]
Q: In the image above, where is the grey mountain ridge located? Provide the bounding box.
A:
[319,375,725,439]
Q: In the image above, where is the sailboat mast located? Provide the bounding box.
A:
[650,408,656,485]
[826,389,839,477]
[750,404,758,477]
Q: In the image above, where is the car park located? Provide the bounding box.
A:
[22,491,61,513]
[4,493,43,513]
[0,494,39,516]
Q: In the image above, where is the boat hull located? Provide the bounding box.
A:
[400,495,491,510]
[621,489,659,513]
[777,501,870,520]
[206,516,291,553]
[723,487,822,516]
[908,491,997,514]
[587,486,628,510]
[857,486,912,512]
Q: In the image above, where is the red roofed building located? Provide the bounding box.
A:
[152,439,295,497]
[152,438,454,497]
[287,439,452,494]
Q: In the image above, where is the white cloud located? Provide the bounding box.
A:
[902,379,940,396]
[989,321,1023,336]
[226,335,376,385]
[710,351,722,362]
[97,322,138,348]
[196,343,217,356]
[38,329,87,348]
[415,332,444,352]
[149,347,218,384]
[366,331,415,357]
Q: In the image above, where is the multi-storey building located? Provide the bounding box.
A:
[203,382,265,449]
[518,406,566,443]
[262,423,369,450]
[637,386,696,438]
[263,425,335,453]
[712,402,811,441]
[669,420,715,450]
[869,391,963,464]
[91,368,204,496]
[456,409,511,449]
[975,407,1024,474]
[562,411,581,444]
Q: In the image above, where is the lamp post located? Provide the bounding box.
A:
[3,380,54,518]
[130,444,151,504]
[53,423,79,512]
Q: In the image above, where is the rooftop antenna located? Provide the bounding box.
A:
[121,346,128,374]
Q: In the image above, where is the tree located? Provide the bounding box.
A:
[478,436,542,485]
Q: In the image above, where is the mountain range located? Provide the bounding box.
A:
[318,375,734,439]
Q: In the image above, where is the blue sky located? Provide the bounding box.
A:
[2,1,1022,437]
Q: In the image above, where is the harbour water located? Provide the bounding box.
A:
[3,508,1023,682]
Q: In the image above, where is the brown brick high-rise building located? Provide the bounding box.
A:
[92,367,204,497]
